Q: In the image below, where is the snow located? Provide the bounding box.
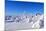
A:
[5,14,44,31]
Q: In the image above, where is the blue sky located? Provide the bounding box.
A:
[5,1,44,16]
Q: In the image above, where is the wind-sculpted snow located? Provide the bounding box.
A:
[5,14,44,30]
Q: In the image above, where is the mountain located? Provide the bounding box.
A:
[5,14,44,30]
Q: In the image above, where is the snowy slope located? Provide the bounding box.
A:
[5,14,44,31]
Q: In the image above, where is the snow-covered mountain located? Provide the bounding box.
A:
[5,14,44,31]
